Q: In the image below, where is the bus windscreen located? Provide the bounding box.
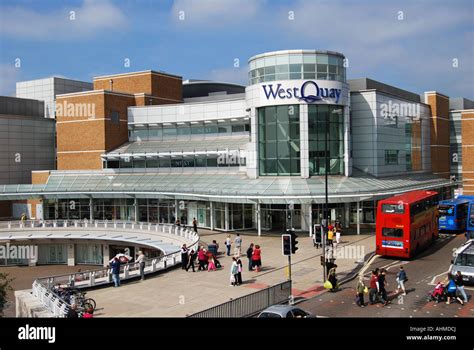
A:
[382,204,404,214]
[438,205,455,216]
[382,227,404,237]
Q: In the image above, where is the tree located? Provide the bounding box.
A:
[0,272,14,317]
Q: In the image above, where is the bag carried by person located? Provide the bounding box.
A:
[230,275,235,283]
[364,286,369,294]
[324,280,333,289]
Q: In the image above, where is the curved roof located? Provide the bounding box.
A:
[0,172,452,204]
[248,49,345,63]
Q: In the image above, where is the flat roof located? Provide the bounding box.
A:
[93,70,182,80]
[379,190,438,204]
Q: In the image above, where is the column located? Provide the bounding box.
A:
[257,201,261,236]
[224,202,229,231]
[308,203,313,237]
[67,244,75,266]
[247,106,259,179]
[300,104,309,178]
[174,199,179,223]
[300,203,310,233]
[89,197,94,221]
[356,201,361,235]
[344,105,351,176]
[344,202,350,229]
[134,197,139,223]
[210,202,214,231]
[102,244,109,267]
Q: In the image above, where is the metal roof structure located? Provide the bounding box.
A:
[0,171,453,204]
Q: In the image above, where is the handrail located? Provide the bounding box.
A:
[25,221,200,317]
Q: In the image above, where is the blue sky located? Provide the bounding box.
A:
[0,0,473,99]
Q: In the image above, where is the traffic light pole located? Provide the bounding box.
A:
[288,253,293,304]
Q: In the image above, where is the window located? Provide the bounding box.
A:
[382,204,405,214]
[382,228,404,238]
[258,105,300,176]
[111,111,119,124]
[438,205,455,216]
[384,150,399,165]
[454,253,474,267]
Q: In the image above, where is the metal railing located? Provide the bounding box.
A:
[188,280,292,318]
[17,220,200,317]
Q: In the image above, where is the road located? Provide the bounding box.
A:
[299,233,474,317]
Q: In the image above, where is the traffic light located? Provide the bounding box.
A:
[289,229,298,254]
[282,234,291,256]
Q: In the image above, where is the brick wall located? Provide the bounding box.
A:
[462,111,474,194]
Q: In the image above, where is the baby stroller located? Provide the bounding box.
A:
[427,282,447,303]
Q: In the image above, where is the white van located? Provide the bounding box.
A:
[449,239,474,284]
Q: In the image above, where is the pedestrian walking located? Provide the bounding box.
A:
[455,271,469,303]
[192,217,198,233]
[395,265,407,295]
[136,250,146,281]
[327,226,334,247]
[230,257,239,286]
[356,276,366,307]
[207,254,216,271]
[110,257,121,288]
[369,269,380,305]
[225,234,232,256]
[252,244,262,272]
[180,244,188,269]
[236,258,243,285]
[378,269,389,305]
[234,233,242,257]
[186,249,196,272]
[246,243,254,271]
[446,276,463,305]
[335,228,341,245]
[197,247,207,271]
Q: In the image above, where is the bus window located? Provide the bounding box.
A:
[382,228,404,237]
[382,204,404,214]
[438,205,454,217]
[470,203,474,226]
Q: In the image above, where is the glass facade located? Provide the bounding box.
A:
[75,244,103,265]
[130,122,250,142]
[249,52,346,85]
[258,105,300,176]
[138,199,175,223]
[44,199,91,220]
[106,153,246,169]
[308,105,344,175]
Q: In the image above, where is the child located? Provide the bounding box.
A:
[207,255,216,271]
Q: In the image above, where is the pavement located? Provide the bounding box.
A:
[299,233,474,318]
[81,229,375,317]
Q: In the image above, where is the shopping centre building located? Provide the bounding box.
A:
[1,49,473,246]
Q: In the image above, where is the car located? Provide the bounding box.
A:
[449,239,474,284]
[257,305,313,318]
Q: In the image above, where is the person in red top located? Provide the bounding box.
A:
[251,245,262,272]
[369,268,380,305]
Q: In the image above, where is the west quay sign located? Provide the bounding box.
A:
[261,80,342,104]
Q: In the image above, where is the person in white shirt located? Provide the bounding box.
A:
[234,234,242,257]
[225,235,232,256]
[136,251,146,280]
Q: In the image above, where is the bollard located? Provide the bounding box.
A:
[89,272,95,287]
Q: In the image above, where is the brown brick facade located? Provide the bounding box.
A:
[425,92,450,178]
[462,111,474,194]
[93,71,182,101]
[54,71,183,171]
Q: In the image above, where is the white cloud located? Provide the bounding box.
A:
[0,0,127,40]
[171,0,263,25]
[0,64,20,96]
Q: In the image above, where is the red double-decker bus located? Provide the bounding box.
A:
[376,190,439,258]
